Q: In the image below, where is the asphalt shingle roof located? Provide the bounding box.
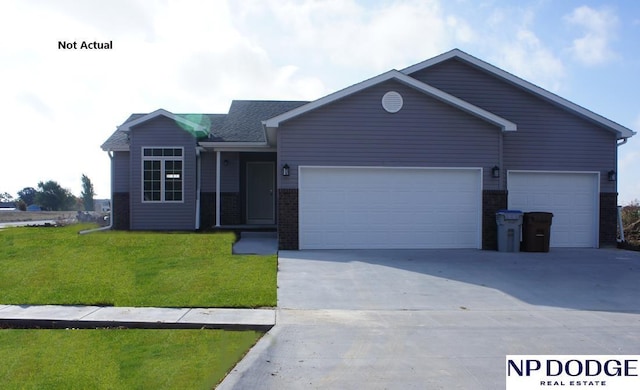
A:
[101,100,308,151]
[209,100,308,142]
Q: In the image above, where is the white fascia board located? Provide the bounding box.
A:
[198,142,272,152]
[264,69,516,132]
[102,146,129,152]
[117,108,207,133]
[402,49,636,139]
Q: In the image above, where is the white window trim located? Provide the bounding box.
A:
[141,147,185,203]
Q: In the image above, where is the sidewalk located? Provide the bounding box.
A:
[0,305,274,331]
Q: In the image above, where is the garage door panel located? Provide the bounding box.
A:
[508,171,598,248]
[299,167,481,249]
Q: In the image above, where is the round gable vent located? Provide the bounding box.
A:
[382,91,403,113]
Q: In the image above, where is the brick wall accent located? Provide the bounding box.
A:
[200,192,216,229]
[278,189,299,250]
[199,192,241,229]
[600,192,618,247]
[112,192,130,230]
[221,192,241,225]
[482,190,507,250]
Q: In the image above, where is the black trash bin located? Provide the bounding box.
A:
[521,212,553,252]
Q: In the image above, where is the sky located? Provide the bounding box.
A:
[1,0,639,204]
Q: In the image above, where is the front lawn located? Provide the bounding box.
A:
[0,225,276,307]
[0,328,261,389]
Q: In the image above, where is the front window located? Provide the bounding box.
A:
[142,148,183,202]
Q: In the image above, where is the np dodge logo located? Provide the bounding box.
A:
[506,355,640,389]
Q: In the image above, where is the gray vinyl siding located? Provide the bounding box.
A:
[129,116,198,230]
[200,151,216,193]
[278,80,502,189]
[407,59,617,192]
[200,151,239,193]
[112,151,130,192]
[221,152,240,192]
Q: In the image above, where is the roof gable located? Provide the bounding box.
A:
[402,49,636,139]
[264,70,516,132]
[118,109,211,138]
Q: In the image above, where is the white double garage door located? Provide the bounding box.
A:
[299,167,600,250]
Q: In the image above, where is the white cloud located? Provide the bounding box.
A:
[232,0,474,79]
[0,0,329,197]
[565,6,618,66]
[493,29,566,92]
[473,4,567,93]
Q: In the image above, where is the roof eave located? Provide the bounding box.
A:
[101,146,129,152]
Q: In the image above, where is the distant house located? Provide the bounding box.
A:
[26,204,42,212]
[93,199,111,213]
[101,49,636,250]
[0,202,17,211]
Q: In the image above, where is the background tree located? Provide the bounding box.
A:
[35,181,75,211]
[18,187,37,206]
[0,192,14,203]
[81,174,95,211]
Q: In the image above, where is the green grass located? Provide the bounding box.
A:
[0,225,276,307]
[0,329,262,389]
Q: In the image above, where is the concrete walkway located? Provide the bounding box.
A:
[232,232,278,255]
[0,305,274,331]
[218,248,640,389]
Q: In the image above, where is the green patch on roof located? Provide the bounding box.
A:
[175,114,211,138]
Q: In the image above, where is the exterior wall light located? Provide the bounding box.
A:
[608,170,616,181]
[492,165,500,178]
[282,163,290,177]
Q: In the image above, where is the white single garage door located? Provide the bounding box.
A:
[507,171,599,248]
[299,167,482,249]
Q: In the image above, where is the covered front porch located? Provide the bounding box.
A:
[197,149,277,230]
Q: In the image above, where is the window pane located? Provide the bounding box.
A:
[164,159,182,202]
[143,156,162,202]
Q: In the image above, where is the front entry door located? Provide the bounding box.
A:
[246,162,275,224]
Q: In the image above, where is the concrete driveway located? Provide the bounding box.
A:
[219,249,640,389]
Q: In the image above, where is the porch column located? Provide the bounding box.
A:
[215,150,221,227]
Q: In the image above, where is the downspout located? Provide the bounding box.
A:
[195,147,202,230]
[79,151,114,235]
[215,150,221,227]
[618,206,625,243]
[616,137,629,242]
[499,132,504,191]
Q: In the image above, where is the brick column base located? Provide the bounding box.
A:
[199,192,216,229]
[221,192,241,225]
[112,192,130,230]
[599,192,618,247]
[278,189,299,250]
